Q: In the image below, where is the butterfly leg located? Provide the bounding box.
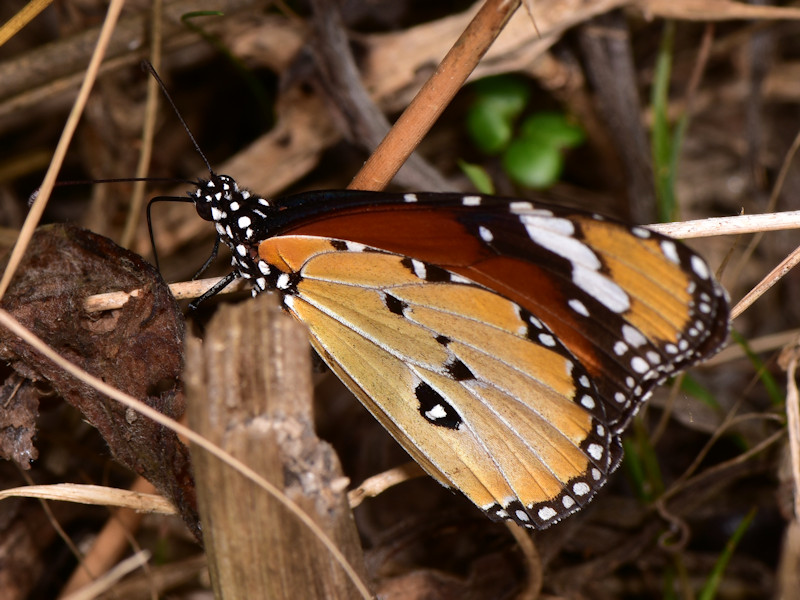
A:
[188,271,240,311]
[192,236,221,281]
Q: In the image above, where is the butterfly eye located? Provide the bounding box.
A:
[194,197,213,222]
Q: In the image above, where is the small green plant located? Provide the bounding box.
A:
[464,76,585,190]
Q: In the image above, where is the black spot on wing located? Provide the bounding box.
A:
[384,293,407,316]
[424,264,453,282]
[416,382,461,429]
[445,358,474,381]
[399,257,452,282]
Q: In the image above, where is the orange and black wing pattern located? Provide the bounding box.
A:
[189,180,729,528]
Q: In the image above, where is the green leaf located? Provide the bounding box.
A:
[698,508,756,600]
[466,76,531,154]
[502,138,563,189]
[467,105,515,155]
[470,75,531,119]
[457,160,495,194]
[519,112,585,149]
[651,21,678,222]
[679,374,721,410]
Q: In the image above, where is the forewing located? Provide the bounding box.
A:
[278,194,729,443]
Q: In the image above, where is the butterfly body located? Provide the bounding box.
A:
[189,174,729,529]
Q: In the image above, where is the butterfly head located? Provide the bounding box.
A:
[189,174,282,294]
[190,174,274,243]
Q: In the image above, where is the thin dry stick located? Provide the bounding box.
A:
[60,478,161,596]
[348,463,425,508]
[729,122,800,288]
[731,243,800,320]
[706,328,800,366]
[0,308,372,600]
[648,209,800,238]
[785,350,800,521]
[348,0,521,191]
[0,0,53,47]
[84,277,247,312]
[505,522,542,600]
[17,468,87,583]
[62,551,151,600]
[0,482,172,513]
[0,0,125,300]
[659,411,785,505]
[120,0,163,249]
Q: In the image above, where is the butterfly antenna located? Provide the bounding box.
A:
[141,60,215,176]
[146,195,196,271]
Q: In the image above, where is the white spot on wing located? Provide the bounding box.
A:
[520,214,577,241]
[462,195,481,206]
[573,482,591,496]
[587,445,603,461]
[538,507,557,521]
[572,266,630,313]
[622,325,647,347]
[425,404,447,421]
[539,333,556,347]
[478,226,493,242]
[568,298,589,317]
[660,240,680,264]
[450,273,472,284]
[691,255,710,279]
[510,201,535,214]
[346,241,366,252]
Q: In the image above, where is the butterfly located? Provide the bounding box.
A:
[183,173,729,529]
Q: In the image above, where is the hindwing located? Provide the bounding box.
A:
[261,235,617,527]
